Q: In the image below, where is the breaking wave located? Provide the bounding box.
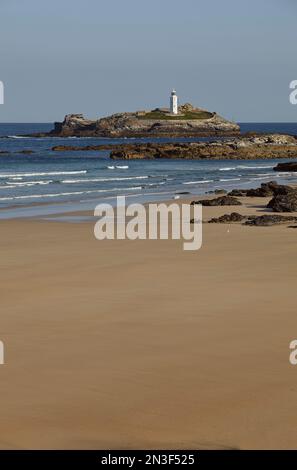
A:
[0,170,87,178]
[0,186,144,201]
[183,180,214,185]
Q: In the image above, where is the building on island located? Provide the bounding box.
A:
[170,89,178,114]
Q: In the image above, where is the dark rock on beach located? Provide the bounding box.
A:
[273,161,297,172]
[206,189,227,195]
[267,192,297,212]
[191,195,242,206]
[207,212,297,226]
[228,181,295,198]
[208,212,246,223]
[244,215,297,226]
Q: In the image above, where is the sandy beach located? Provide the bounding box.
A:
[0,195,297,449]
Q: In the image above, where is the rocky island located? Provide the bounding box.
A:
[35,101,240,138]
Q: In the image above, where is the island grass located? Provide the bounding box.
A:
[137,110,214,121]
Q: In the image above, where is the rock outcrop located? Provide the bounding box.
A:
[274,161,297,172]
[108,135,297,160]
[45,105,240,138]
[228,181,294,198]
[267,192,297,212]
[191,195,242,206]
[208,212,246,223]
[244,215,297,226]
[52,114,97,136]
[50,135,297,161]
[207,213,297,226]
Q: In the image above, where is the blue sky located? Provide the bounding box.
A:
[0,0,296,122]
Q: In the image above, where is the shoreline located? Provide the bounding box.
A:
[0,177,297,221]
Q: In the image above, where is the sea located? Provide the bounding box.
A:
[0,122,296,219]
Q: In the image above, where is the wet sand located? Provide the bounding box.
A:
[0,196,297,449]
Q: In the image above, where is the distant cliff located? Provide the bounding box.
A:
[48,103,240,137]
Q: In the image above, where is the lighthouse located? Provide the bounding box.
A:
[170,89,178,114]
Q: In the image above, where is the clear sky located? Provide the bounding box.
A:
[0,0,296,122]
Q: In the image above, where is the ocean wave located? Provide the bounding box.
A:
[237,165,275,169]
[7,180,53,186]
[107,165,129,169]
[250,173,275,177]
[249,176,273,181]
[219,167,236,171]
[0,186,144,201]
[219,178,241,182]
[7,135,30,139]
[0,170,87,178]
[143,182,166,187]
[61,176,149,184]
[183,180,214,185]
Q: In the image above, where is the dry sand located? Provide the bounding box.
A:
[0,196,297,449]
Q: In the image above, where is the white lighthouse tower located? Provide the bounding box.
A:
[170,89,178,115]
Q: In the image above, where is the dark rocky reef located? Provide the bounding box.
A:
[50,134,297,161]
[274,161,297,172]
[267,192,297,212]
[208,212,246,223]
[228,181,295,198]
[244,215,297,226]
[207,213,297,226]
[227,181,297,213]
[191,195,242,206]
[109,134,297,160]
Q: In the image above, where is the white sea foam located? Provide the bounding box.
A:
[61,176,149,184]
[219,178,241,182]
[7,180,53,186]
[107,165,129,169]
[0,170,87,178]
[183,180,214,185]
[7,135,30,139]
[0,186,143,201]
[249,176,273,180]
[219,167,236,171]
[144,182,166,187]
[237,165,275,169]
